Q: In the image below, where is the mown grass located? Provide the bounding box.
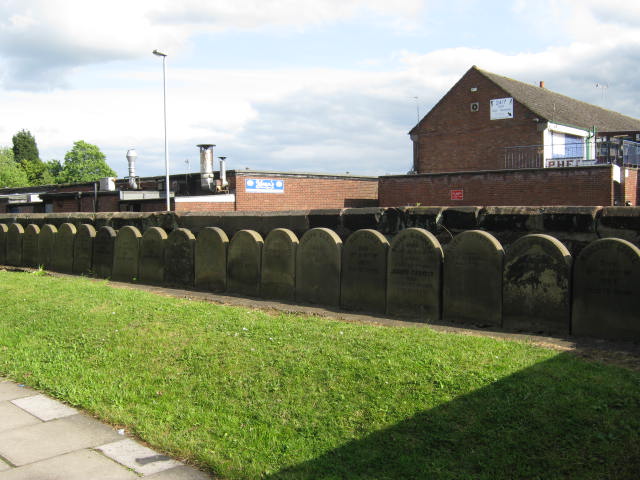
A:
[0,269,639,479]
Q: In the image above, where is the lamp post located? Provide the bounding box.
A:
[152,49,170,211]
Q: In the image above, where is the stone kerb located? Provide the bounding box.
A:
[22,224,41,268]
[194,227,229,292]
[296,228,343,307]
[503,234,572,334]
[0,223,7,265]
[165,228,196,287]
[112,226,142,282]
[73,224,96,275]
[227,230,264,297]
[340,229,389,314]
[37,224,58,270]
[387,228,443,321]
[572,238,640,341]
[261,228,298,301]
[139,227,168,286]
[5,223,24,266]
[93,226,117,278]
[52,223,77,273]
[443,230,504,327]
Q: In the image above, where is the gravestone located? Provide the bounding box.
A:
[0,223,7,265]
[340,229,389,313]
[165,228,196,286]
[52,223,77,273]
[139,227,168,285]
[37,224,58,270]
[296,228,342,306]
[112,226,142,282]
[93,226,117,278]
[443,230,504,326]
[5,223,24,266]
[572,238,640,341]
[503,234,572,334]
[22,224,41,268]
[73,224,96,275]
[194,227,229,292]
[261,228,298,300]
[227,230,263,297]
[387,228,443,321]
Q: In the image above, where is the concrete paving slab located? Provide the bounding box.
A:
[0,413,122,466]
[96,438,183,476]
[146,465,213,479]
[11,394,78,421]
[0,400,41,433]
[0,381,37,402]
[0,449,139,480]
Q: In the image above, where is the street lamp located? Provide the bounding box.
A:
[152,49,170,211]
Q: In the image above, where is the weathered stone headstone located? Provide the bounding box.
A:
[0,223,7,265]
[572,238,640,341]
[340,229,389,313]
[296,228,342,306]
[112,226,142,282]
[165,228,196,286]
[52,223,77,273]
[503,234,572,334]
[93,226,116,278]
[5,223,24,266]
[261,228,298,300]
[22,224,41,268]
[73,224,96,275]
[227,230,264,297]
[443,230,504,326]
[37,224,58,270]
[194,227,229,292]
[139,227,168,285]
[387,228,443,321]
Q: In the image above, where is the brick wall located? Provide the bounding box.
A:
[624,168,638,206]
[379,165,615,207]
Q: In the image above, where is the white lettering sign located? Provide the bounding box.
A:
[490,97,514,120]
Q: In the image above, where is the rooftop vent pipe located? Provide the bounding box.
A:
[126,148,138,189]
[218,156,228,189]
[197,144,216,191]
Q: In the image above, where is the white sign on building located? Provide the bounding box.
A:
[490,97,514,120]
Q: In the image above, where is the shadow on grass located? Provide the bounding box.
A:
[268,353,640,480]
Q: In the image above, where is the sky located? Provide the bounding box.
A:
[1,0,639,179]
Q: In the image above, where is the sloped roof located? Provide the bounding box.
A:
[476,66,640,132]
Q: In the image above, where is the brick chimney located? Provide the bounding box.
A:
[539,81,545,88]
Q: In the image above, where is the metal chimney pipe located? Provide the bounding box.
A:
[126,148,138,189]
[197,144,216,191]
[218,156,228,187]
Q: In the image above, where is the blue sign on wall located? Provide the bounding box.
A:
[245,178,285,193]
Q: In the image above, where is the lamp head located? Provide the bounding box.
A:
[152,49,167,57]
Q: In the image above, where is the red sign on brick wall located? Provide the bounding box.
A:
[450,189,464,200]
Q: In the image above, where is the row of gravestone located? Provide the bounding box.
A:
[0,222,638,342]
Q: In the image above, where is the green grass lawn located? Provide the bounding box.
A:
[0,269,639,479]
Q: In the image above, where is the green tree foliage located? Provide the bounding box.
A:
[59,140,116,183]
[11,129,51,185]
[0,147,29,187]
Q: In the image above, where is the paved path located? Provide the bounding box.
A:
[0,378,212,480]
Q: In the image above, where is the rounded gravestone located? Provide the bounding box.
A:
[296,228,342,307]
[93,226,117,278]
[73,224,96,275]
[139,227,168,285]
[37,224,58,270]
[227,230,264,297]
[0,223,7,265]
[52,223,77,273]
[387,228,443,321]
[6,223,24,266]
[112,226,142,282]
[503,234,572,334]
[340,229,389,314]
[261,228,299,301]
[194,227,229,292]
[572,238,640,341]
[22,224,41,268]
[443,230,504,327]
[165,228,196,287]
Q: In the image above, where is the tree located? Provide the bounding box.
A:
[0,147,29,187]
[59,140,116,183]
[11,129,49,185]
